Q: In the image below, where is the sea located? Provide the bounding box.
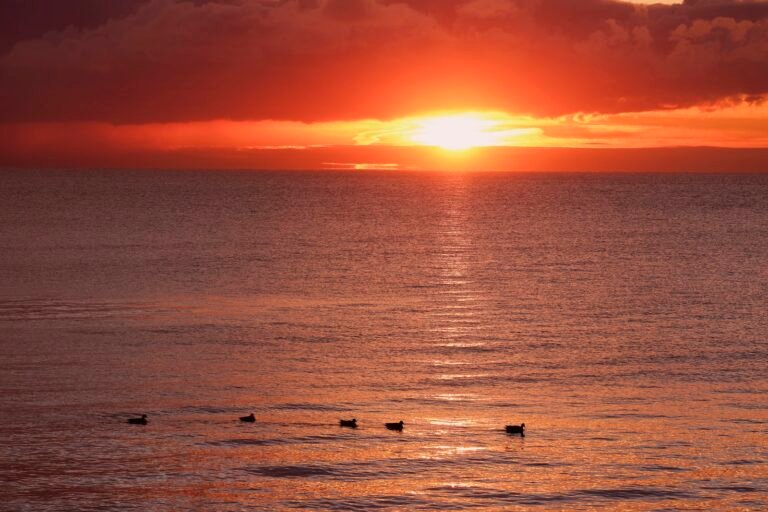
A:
[1,169,766,511]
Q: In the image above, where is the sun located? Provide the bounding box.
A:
[410,113,503,150]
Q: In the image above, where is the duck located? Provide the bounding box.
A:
[385,420,404,431]
[127,414,148,425]
[505,423,525,436]
[339,418,357,428]
[240,413,256,422]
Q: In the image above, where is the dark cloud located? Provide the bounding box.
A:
[0,0,147,52]
[1,0,767,123]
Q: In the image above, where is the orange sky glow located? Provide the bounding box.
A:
[1,0,767,171]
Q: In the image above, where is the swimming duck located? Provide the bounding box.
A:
[505,423,525,435]
[127,414,148,425]
[339,418,357,428]
[385,420,404,431]
[240,413,256,422]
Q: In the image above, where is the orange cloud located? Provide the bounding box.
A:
[2,101,766,160]
[2,0,768,124]
[2,111,768,172]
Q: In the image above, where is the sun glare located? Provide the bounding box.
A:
[410,114,504,150]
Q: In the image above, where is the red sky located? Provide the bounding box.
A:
[1,0,768,171]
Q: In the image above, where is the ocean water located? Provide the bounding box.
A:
[0,169,766,511]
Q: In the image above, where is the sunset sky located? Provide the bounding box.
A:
[1,0,768,171]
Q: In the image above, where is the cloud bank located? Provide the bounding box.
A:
[1,0,768,123]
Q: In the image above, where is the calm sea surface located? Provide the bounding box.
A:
[1,170,766,511]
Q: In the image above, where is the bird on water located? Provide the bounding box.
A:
[339,418,357,428]
[240,413,256,422]
[385,420,405,431]
[127,414,148,425]
[505,423,525,436]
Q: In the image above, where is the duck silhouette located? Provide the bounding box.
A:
[505,423,525,436]
[239,413,256,422]
[127,414,148,425]
[339,418,357,428]
[385,420,404,431]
